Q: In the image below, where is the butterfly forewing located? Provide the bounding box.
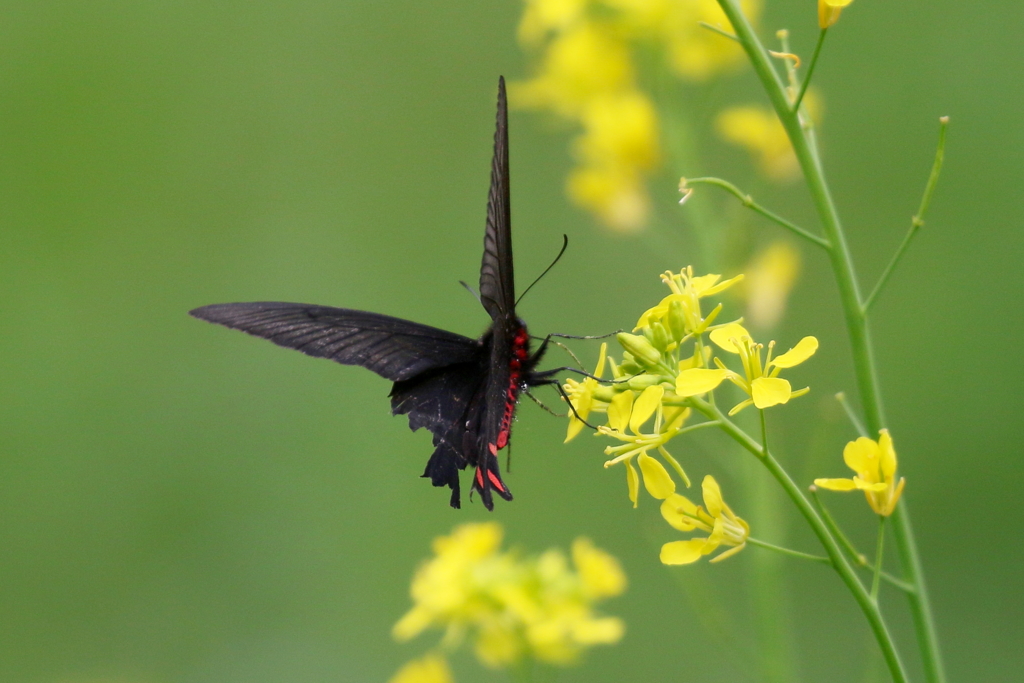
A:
[478,76,515,322]
[190,303,481,382]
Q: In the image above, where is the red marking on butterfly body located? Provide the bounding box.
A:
[495,326,530,451]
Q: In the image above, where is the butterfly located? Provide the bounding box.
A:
[190,77,558,510]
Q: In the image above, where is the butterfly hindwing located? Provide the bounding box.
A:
[190,303,482,382]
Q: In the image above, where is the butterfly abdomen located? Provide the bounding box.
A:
[495,326,531,450]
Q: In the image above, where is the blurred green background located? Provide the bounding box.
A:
[0,1,1020,682]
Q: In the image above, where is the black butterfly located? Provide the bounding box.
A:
[190,77,557,510]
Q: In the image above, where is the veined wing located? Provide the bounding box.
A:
[190,302,481,382]
[478,76,515,322]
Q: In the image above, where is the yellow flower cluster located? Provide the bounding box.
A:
[514,0,760,231]
[389,523,626,681]
[564,266,819,563]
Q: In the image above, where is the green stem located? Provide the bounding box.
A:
[871,516,886,602]
[810,489,915,594]
[714,3,945,680]
[835,391,869,437]
[685,177,830,249]
[863,118,949,313]
[793,29,828,112]
[748,536,830,564]
[690,397,907,683]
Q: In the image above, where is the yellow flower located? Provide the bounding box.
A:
[814,429,906,516]
[819,0,854,29]
[635,267,743,334]
[708,323,817,415]
[599,386,691,506]
[564,343,610,442]
[389,654,454,683]
[393,523,626,670]
[660,475,749,564]
[739,241,801,329]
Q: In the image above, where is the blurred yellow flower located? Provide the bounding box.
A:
[393,523,626,669]
[815,429,906,516]
[709,323,817,415]
[514,0,762,231]
[388,654,454,683]
[716,105,799,181]
[660,475,749,564]
[819,0,854,29]
[741,241,801,329]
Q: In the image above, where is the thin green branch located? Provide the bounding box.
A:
[835,391,869,437]
[871,516,886,602]
[690,397,908,683]
[748,537,831,564]
[863,117,949,313]
[793,29,828,112]
[809,488,915,594]
[698,21,739,42]
[684,177,830,249]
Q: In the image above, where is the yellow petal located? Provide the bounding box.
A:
[630,385,664,433]
[813,477,858,491]
[818,0,854,28]
[607,390,634,432]
[564,391,593,442]
[878,429,897,480]
[728,397,754,416]
[843,436,879,478]
[660,493,699,531]
[688,273,722,294]
[388,654,454,683]
[593,342,608,378]
[751,376,792,408]
[853,476,888,492]
[700,273,744,297]
[883,477,906,516]
[675,368,728,397]
[770,336,819,368]
[638,452,675,499]
[572,537,627,598]
[392,605,432,641]
[570,616,626,645]
[660,539,709,565]
[709,542,747,563]
[709,323,751,353]
[701,475,724,517]
[626,458,639,508]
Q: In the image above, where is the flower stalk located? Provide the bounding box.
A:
[712,1,946,680]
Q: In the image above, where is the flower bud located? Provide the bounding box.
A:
[666,299,688,340]
[645,322,670,351]
[627,374,664,391]
[617,332,662,369]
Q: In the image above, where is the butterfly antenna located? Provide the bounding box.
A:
[549,339,585,370]
[525,389,565,418]
[460,280,483,305]
[515,234,568,307]
[546,330,622,340]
